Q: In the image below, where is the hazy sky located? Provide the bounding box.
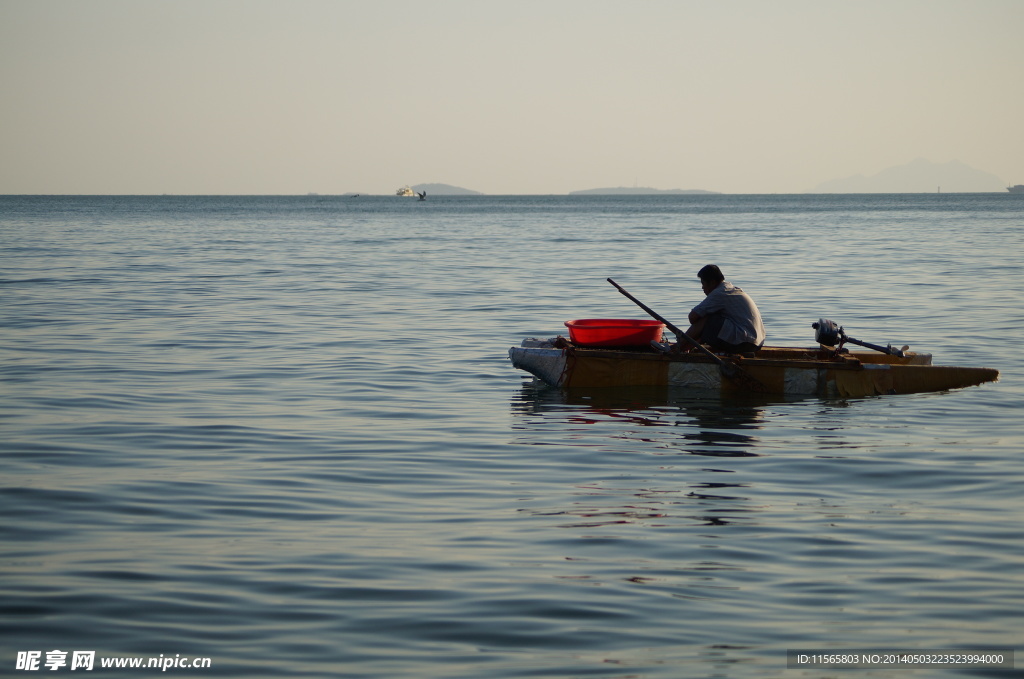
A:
[2,0,1022,195]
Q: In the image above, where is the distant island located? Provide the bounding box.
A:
[569,187,720,195]
[410,183,483,195]
[386,183,722,196]
[807,159,1006,193]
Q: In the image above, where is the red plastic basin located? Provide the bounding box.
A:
[564,318,665,347]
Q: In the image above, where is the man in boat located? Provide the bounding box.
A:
[684,264,766,354]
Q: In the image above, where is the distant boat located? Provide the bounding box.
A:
[396,186,416,196]
[1008,185,1024,194]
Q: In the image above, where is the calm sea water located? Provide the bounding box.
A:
[2,194,1022,678]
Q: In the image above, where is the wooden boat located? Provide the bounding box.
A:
[509,336,999,398]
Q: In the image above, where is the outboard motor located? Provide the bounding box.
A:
[812,318,906,358]
[812,318,844,347]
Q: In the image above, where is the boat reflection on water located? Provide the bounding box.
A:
[508,383,797,532]
[511,383,779,459]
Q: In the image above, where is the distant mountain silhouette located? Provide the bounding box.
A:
[569,187,720,195]
[411,183,483,195]
[808,159,1005,193]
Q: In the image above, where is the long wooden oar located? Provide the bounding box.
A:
[607,278,770,393]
